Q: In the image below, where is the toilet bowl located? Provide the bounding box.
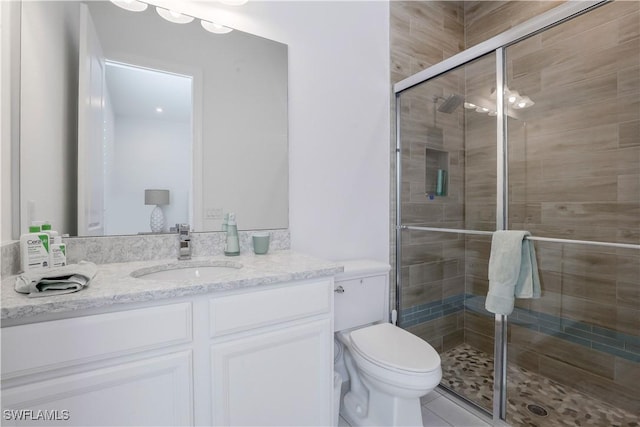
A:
[333,260,442,427]
[337,324,441,426]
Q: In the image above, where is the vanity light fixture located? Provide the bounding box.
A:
[109,0,148,12]
[512,96,535,109]
[489,87,535,110]
[108,1,234,36]
[201,20,233,34]
[219,0,249,5]
[505,89,519,104]
[156,7,195,24]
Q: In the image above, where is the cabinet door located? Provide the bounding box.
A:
[211,319,332,426]
[2,351,193,426]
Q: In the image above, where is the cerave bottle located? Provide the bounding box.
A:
[20,226,50,272]
[50,236,67,267]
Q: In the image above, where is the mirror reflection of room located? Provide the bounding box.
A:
[18,0,288,238]
[101,62,192,235]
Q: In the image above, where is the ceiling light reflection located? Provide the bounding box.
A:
[201,20,233,34]
[110,0,148,12]
[156,7,195,24]
[220,0,249,5]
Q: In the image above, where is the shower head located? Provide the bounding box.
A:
[437,94,464,113]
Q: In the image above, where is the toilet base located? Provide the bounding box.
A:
[340,381,424,427]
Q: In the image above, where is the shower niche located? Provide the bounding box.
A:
[425,148,448,198]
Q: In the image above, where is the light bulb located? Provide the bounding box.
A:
[220,0,248,5]
[201,20,233,34]
[155,107,163,113]
[109,0,148,12]
[156,7,194,24]
[508,95,517,103]
[464,102,476,109]
[517,101,526,108]
[521,96,534,108]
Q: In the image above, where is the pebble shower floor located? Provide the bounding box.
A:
[440,344,639,427]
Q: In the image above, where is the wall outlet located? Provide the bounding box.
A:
[205,208,223,220]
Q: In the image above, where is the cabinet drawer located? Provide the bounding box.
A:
[1,302,192,377]
[209,280,332,337]
[2,350,193,426]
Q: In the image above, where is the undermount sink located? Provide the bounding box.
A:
[131,261,243,282]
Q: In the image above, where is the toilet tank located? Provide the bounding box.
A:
[334,260,391,332]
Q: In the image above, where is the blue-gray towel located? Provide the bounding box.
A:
[15,261,97,298]
[485,230,541,315]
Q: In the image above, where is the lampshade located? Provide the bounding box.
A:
[145,189,170,205]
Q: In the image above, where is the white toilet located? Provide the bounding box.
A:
[334,260,442,427]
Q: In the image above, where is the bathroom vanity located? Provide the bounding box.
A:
[0,252,340,426]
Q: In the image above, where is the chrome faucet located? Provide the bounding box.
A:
[178,224,191,260]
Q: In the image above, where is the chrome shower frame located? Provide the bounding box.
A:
[393,1,612,423]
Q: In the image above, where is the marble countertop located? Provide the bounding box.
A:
[1,250,343,323]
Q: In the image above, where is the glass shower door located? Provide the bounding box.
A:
[397,51,498,415]
[503,2,640,424]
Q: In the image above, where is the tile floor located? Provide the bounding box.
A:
[337,342,640,426]
[338,387,493,427]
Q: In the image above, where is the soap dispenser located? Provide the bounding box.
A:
[224,213,240,256]
[221,213,229,232]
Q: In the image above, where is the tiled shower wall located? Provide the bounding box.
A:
[390,1,466,352]
[474,1,639,413]
[392,0,639,414]
[391,1,566,351]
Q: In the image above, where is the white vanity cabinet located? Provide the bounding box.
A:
[209,280,333,426]
[1,278,334,427]
[1,303,194,426]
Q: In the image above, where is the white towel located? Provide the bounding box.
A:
[485,230,541,315]
[15,261,97,298]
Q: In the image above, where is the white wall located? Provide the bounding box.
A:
[0,2,11,243]
[2,0,391,263]
[108,117,190,235]
[166,0,391,262]
[19,1,79,236]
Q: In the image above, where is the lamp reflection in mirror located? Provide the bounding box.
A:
[145,189,170,233]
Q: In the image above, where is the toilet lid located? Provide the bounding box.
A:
[350,323,440,373]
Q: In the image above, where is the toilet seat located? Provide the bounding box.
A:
[349,323,440,374]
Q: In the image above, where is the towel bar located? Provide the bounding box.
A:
[400,226,640,250]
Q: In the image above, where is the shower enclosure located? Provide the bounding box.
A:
[394,1,639,425]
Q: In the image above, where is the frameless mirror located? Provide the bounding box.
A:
[18,0,288,237]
